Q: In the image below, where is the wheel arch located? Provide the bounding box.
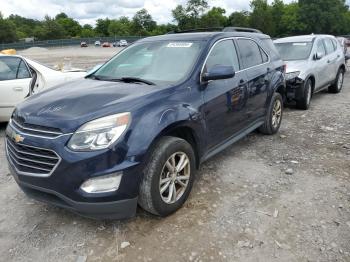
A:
[150,122,202,169]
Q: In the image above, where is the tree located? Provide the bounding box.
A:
[200,7,227,28]
[81,24,95,37]
[132,9,156,35]
[0,13,17,43]
[280,3,305,36]
[271,0,285,36]
[172,0,209,29]
[228,11,250,27]
[39,15,66,40]
[95,18,111,36]
[299,0,349,35]
[56,16,82,37]
[250,0,275,35]
[172,5,192,30]
[108,17,132,36]
[186,0,208,19]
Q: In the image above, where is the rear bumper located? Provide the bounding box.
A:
[14,176,138,219]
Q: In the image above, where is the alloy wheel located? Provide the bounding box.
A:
[272,99,282,129]
[159,152,191,204]
[337,72,344,91]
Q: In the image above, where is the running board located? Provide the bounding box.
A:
[202,119,264,163]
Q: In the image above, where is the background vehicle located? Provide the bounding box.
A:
[6,29,285,219]
[102,42,111,47]
[80,41,88,48]
[117,40,128,47]
[0,55,86,122]
[336,37,347,55]
[94,40,101,46]
[274,35,346,110]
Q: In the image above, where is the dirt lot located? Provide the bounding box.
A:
[0,47,349,262]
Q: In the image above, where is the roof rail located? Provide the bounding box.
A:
[167,27,223,34]
[167,27,262,34]
[223,27,262,33]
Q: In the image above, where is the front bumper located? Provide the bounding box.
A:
[5,122,143,219]
[286,77,305,101]
[16,175,138,219]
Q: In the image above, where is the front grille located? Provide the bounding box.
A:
[6,138,60,176]
[10,119,63,138]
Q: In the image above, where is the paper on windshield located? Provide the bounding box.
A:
[167,43,193,48]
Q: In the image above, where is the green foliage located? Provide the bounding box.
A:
[0,14,17,43]
[56,15,82,37]
[1,0,350,44]
[200,7,227,28]
[95,18,111,36]
[132,9,156,36]
[228,11,250,28]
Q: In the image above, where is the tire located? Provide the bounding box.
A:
[329,68,345,94]
[296,78,313,110]
[138,136,196,216]
[259,92,283,135]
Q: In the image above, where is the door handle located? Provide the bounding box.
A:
[13,87,23,91]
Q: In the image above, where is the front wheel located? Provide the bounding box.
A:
[329,68,344,93]
[296,78,313,110]
[259,92,283,135]
[138,136,196,217]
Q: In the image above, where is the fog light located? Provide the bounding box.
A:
[80,173,122,193]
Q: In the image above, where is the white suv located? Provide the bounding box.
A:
[274,35,346,110]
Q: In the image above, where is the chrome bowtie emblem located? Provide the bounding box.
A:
[13,133,25,143]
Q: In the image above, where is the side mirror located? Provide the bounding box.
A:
[202,65,235,82]
[314,52,324,60]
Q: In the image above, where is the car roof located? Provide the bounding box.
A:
[274,34,335,43]
[138,32,271,43]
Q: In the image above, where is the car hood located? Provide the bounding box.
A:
[284,60,309,74]
[14,79,165,133]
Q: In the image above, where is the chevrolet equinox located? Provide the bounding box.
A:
[6,29,286,219]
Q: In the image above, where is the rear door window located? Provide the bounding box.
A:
[236,39,264,69]
[323,38,336,54]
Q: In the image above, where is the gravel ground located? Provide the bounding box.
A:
[0,47,349,262]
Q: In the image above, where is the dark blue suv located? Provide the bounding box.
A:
[5,29,285,219]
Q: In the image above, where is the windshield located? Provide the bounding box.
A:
[275,42,313,61]
[92,41,204,85]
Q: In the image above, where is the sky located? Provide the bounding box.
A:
[0,0,319,25]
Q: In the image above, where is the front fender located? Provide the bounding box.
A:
[125,102,205,162]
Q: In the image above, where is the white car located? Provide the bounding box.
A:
[118,40,128,47]
[0,55,86,122]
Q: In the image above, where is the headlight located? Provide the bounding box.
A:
[285,71,300,81]
[67,112,131,151]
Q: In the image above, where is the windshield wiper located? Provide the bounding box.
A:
[112,77,155,85]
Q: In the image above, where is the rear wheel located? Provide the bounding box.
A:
[259,92,283,135]
[329,68,344,93]
[138,136,196,216]
[296,78,313,110]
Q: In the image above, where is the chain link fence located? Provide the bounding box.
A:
[1,36,143,50]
